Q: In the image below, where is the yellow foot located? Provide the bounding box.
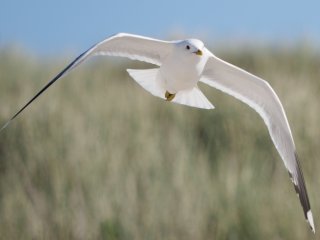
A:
[165,91,176,101]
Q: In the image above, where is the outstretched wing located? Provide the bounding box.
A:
[0,33,173,132]
[200,48,315,232]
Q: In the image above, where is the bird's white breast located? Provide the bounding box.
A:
[159,49,207,93]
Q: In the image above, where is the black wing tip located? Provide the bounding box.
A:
[288,152,315,232]
[0,48,92,134]
[293,153,311,215]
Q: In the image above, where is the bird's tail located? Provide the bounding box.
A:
[127,68,214,109]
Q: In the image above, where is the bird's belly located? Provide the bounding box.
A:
[159,64,200,93]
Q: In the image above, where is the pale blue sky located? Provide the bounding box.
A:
[1,0,320,55]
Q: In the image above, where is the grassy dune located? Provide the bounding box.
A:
[0,44,319,239]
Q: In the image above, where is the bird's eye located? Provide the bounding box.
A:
[186,45,190,50]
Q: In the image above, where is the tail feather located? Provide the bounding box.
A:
[173,87,214,109]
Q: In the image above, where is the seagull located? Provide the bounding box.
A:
[0,33,315,232]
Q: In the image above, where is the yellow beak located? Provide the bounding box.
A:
[194,49,203,56]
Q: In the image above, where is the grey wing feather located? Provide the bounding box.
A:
[200,48,314,232]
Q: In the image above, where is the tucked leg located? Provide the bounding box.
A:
[165,91,176,101]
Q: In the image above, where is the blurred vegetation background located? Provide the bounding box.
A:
[0,43,319,239]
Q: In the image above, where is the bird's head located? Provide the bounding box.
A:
[179,39,204,56]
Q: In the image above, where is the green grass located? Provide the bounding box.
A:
[0,44,319,239]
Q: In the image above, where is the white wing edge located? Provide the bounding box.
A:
[94,32,173,65]
[307,210,315,233]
